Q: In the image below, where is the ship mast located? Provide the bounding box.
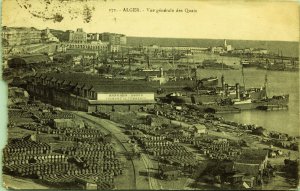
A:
[194,65,198,95]
[281,50,285,70]
[241,65,246,90]
[221,58,224,71]
[172,48,175,78]
[264,73,268,98]
[264,62,268,99]
[221,59,225,97]
[146,54,150,69]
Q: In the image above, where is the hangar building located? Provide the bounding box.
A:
[27,73,158,113]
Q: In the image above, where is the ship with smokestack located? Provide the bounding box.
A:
[160,66,289,113]
[190,74,288,113]
[217,78,289,111]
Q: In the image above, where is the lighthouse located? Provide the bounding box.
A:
[224,39,232,51]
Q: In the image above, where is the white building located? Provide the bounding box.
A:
[191,124,206,135]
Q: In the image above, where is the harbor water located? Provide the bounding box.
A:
[197,67,299,136]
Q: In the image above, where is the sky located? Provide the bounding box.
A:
[2,0,299,41]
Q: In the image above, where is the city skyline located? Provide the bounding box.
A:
[2,0,299,42]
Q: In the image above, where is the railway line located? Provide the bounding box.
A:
[71,111,137,189]
[140,153,161,190]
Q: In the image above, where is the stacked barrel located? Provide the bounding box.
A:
[65,143,123,176]
[8,110,33,124]
[3,139,52,174]
[97,172,115,190]
[165,132,193,144]
[5,163,77,177]
[20,124,61,135]
[136,135,198,167]
[10,103,50,111]
[5,101,124,189]
[57,128,105,142]
[194,138,241,160]
[33,111,75,121]
[163,155,198,167]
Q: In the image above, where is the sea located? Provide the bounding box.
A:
[197,67,299,136]
[127,37,299,136]
[127,37,299,57]
[191,53,299,136]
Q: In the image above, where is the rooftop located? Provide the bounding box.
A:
[237,149,268,164]
[34,72,159,93]
[193,124,206,130]
[10,54,51,64]
[233,162,261,176]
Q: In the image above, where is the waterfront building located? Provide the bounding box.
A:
[223,39,233,51]
[27,73,158,113]
[252,48,268,54]
[225,44,232,51]
[243,48,252,54]
[231,49,244,54]
[211,46,225,53]
[141,45,208,55]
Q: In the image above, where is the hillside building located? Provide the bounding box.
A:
[2,26,59,46]
[68,28,87,43]
[64,41,108,52]
[99,33,127,45]
[2,27,43,46]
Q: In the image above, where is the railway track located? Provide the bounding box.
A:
[140,153,161,190]
[71,112,137,190]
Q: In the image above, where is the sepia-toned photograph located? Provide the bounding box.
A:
[1,0,299,190]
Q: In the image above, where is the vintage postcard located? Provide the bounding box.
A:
[1,0,299,190]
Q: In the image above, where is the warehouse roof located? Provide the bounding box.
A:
[92,84,155,93]
[35,72,158,92]
[237,149,268,164]
[193,124,206,130]
[233,162,260,176]
[11,54,51,65]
